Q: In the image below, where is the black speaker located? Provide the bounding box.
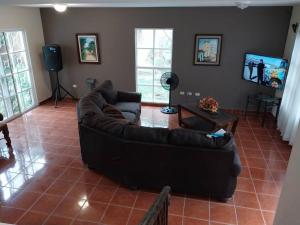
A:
[42,44,63,72]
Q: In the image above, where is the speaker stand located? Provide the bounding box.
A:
[52,71,77,108]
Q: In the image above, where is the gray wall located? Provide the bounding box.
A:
[40,7,291,109]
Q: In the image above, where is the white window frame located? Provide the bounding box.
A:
[135,28,174,103]
[0,29,38,121]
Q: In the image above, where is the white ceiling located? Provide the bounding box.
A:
[0,0,299,7]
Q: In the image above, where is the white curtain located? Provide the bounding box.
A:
[278,29,300,145]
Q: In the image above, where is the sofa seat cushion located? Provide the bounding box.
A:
[103,104,126,119]
[169,128,234,150]
[121,112,138,123]
[124,126,169,144]
[115,102,141,114]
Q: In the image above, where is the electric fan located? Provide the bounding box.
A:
[160,72,179,114]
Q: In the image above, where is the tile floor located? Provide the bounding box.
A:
[0,99,291,225]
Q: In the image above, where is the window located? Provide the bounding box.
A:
[0,30,36,119]
[135,29,173,103]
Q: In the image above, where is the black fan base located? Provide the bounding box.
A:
[161,106,178,114]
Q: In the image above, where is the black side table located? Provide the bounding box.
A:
[244,94,282,127]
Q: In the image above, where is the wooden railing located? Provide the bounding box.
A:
[138,186,171,225]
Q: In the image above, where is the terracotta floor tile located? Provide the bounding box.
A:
[169,196,185,216]
[247,158,268,169]
[98,176,120,187]
[257,194,279,211]
[66,183,95,200]
[240,167,251,178]
[234,191,260,209]
[244,149,264,158]
[31,194,61,213]
[236,177,255,192]
[53,197,85,218]
[169,214,183,225]
[101,205,131,225]
[210,203,237,224]
[17,211,48,225]
[77,201,106,222]
[267,160,288,171]
[0,206,26,224]
[78,170,103,185]
[135,191,158,210]
[0,101,293,225]
[184,198,209,220]
[183,217,209,225]
[44,215,73,225]
[127,209,146,225]
[253,180,280,196]
[249,168,273,181]
[271,170,286,182]
[89,185,116,203]
[236,207,264,225]
[24,177,56,193]
[6,190,41,209]
[73,220,98,225]
[58,168,84,182]
[263,211,275,225]
[46,180,73,196]
[110,187,138,207]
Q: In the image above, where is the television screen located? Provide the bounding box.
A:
[242,53,288,89]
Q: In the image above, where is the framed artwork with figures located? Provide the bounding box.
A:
[76,33,100,64]
[194,34,222,65]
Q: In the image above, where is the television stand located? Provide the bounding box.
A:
[244,93,282,127]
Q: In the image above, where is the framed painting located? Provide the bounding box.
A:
[76,33,100,64]
[194,34,222,65]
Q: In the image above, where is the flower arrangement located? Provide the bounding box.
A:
[199,97,219,113]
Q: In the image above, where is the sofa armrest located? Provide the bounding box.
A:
[117,91,142,102]
[231,146,242,177]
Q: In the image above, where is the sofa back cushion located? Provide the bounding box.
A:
[78,97,104,121]
[87,91,107,109]
[95,80,118,104]
[169,128,234,150]
[83,114,129,137]
[123,126,169,144]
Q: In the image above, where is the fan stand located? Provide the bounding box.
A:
[161,89,178,114]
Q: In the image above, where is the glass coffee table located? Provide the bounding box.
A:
[178,103,239,134]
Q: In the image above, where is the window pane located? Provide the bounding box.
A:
[138,85,153,102]
[154,50,172,68]
[5,31,25,53]
[136,29,153,48]
[10,52,28,73]
[22,90,33,109]
[10,95,20,114]
[17,71,31,91]
[154,30,173,49]
[6,76,16,96]
[154,69,171,86]
[0,33,7,54]
[154,86,169,103]
[0,55,12,76]
[137,68,153,86]
[136,49,153,67]
[0,99,6,118]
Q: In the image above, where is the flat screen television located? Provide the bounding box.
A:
[242,53,288,89]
